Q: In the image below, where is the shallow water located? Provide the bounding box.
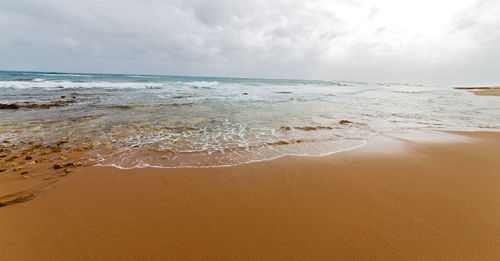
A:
[1,70,499,168]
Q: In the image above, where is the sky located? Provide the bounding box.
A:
[1,0,499,85]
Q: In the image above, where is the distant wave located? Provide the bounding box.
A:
[35,73,93,77]
[10,78,45,82]
[0,79,224,90]
[0,80,165,89]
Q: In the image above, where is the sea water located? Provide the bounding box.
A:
[0,70,499,168]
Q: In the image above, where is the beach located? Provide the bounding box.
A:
[1,73,500,260]
[1,130,500,260]
[3,0,500,259]
[455,86,500,96]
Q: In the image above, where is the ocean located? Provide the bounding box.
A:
[0,70,499,168]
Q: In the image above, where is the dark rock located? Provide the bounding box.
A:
[53,162,73,169]
[295,126,317,131]
[0,169,6,173]
[242,92,248,95]
[61,96,66,99]
[20,171,29,175]
[53,164,63,169]
[8,100,77,109]
[339,120,353,125]
[0,104,21,109]
[113,105,133,109]
[25,156,32,160]
[0,100,76,110]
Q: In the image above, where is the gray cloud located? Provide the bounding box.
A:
[1,0,500,85]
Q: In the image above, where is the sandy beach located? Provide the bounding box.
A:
[1,130,500,260]
[3,0,500,259]
[455,86,500,96]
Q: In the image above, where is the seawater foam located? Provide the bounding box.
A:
[95,136,372,169]
[0,80,165,89]
[0,78,222,91]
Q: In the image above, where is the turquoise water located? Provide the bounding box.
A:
[0,70,499,168]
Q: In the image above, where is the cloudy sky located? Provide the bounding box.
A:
[1,0,499,84]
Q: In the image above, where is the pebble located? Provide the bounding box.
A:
[53,162,74,169]
[339,120,353,125]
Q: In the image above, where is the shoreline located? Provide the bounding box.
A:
[455,86,500,96]
[92,129,491,170]
[0,129,495,202]
[2,130,500,260]
[0,129,496,203]
[0,128,487,203]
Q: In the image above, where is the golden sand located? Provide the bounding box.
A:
[455,86,500,96]
[1,131,500,260]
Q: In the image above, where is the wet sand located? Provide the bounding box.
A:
[1,131,500,260]
[455,86,500,96]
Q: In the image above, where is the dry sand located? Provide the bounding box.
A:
[455,86,500,96]
[1,131,500,260]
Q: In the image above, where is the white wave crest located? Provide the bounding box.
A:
[0,80,165,89]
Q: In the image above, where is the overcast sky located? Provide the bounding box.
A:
[1,0,499,85]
